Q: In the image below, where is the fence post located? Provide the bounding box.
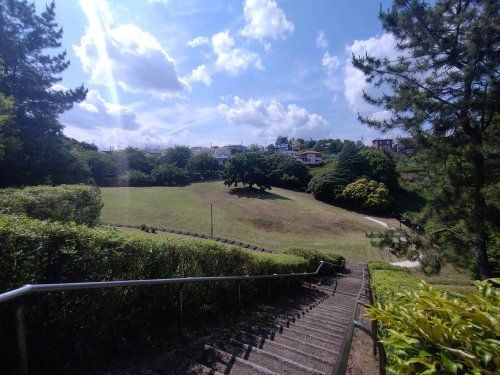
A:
[178,287,183,335]
[268,280,271,298]
[16,303,29,375]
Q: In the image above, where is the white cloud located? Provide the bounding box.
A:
[187,36,209,47]
[322,52,340,73]
[60,90,140,131]
[212,30,263,75]
[343,33,399,112]
[74,0,188,98]
[218,96,331,139]
[316,30,328,49]
[189,64,212,86]
[241,0,294,42]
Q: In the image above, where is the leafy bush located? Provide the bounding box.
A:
[284,247,344,273]
[307,172,344,202]
[368,261,406,272]
[368,263,419,306]
[0,214,307,371]
[341,177,391,212]
[117,169,153,186]
[0,184,102,226]
[368,279,500,374]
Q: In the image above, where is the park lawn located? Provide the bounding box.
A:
[100,181,401,263]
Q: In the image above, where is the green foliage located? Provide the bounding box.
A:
[0,213,307,370]
[307,172,344,202]
[161,146,192,168]
[342,177,391,212]
[368,261,406,272]
[284,247,344,273]
[333,142,370,186]
[112,147,153,175]
[0,0,87,186]
[362,149,399,191]
[0,92,15,162]
[0,184,102,225]
[151,163,189,186]
[187,153,221,179]
[266,153,311,189]
[223,152,271,190]
[368,279,500,374]
[353,0,499,279]
[118,169,152,187]
[367,229,442,275]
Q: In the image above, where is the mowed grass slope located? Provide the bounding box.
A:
[101,181,399,263]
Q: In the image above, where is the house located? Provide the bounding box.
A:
[275,142,290,152]
[298,150,322,165]
[372,138,393,151]
[393,138,416,154]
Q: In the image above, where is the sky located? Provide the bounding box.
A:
[37,0,402,149]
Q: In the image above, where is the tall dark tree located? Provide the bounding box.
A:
[223,153,271,190]
[353,0,499,279]
[333,142,370,186]
[0,0,87,186]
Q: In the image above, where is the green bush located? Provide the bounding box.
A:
[368,262,419,306]
[0,214,307,371]
[368,280,500,374]
[342,177,391,212]
[284,247,344,273]
[368,261,406,272]
[0,184,102,226]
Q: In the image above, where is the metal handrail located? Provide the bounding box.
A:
[331,266,387,375]
[0,260,343,304]
[0,260,343,375]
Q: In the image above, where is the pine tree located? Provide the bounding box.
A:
[333,142,370,186]
[0,0,87,185]
[353,0,499,279]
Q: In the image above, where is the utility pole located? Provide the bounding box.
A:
[210,203,213,237]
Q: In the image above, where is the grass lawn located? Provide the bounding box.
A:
[100,181,402,263]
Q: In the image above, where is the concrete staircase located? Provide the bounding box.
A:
[126,263,366,375]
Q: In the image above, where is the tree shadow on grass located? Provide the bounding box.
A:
[228,188,291,201]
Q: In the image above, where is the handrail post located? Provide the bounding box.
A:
[267,280,271,298]
[16,303,29,375]
[354,321,386,375]
[237,281,241,313]
[178,286,184,336]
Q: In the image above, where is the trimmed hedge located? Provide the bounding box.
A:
[0,184,102,226]
[284,247,345,273]
[368,261,418,306]
[367,262,499,373]
[0,214,307,372]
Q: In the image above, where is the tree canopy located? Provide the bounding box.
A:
[223,152,271,190]
[0,0,87,186]
[353,0,499,279]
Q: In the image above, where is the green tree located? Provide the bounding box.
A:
[186,153,220,179]
[112,147,152,175]
[223,152,271,190]
[333,142,370,186]
[362,149,399,191]
[0,0,87,186]
[275,135,289,145]
[353,0,499,279]
[307,173,344,202]
[266,153,311,189]
[151,163,189,186]
[0,92,16,162]
[162,146,192,168]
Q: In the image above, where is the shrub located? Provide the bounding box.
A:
[0,214,307,371]
[284,247,344,273]
[341,177,391,212]
[368,280,500,374]
[368,262,419,305]
[0,184,102,226]
[307,173,344,202]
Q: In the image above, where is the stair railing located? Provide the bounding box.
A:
[0,260,342,374]
[331,266,387,375]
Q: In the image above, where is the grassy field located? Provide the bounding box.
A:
[101,181,402,263]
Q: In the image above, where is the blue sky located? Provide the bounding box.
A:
[38,0,401,149]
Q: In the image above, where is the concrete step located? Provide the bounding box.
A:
[233,330,336,366]
[187,344,278,375]
[216,338,325,375]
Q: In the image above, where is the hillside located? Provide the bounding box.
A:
[101,181,401,263]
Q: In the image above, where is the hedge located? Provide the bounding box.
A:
[0,184,102,226]
[0,214,307,372]
[284,247,345,274]
[368,262,499,373]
